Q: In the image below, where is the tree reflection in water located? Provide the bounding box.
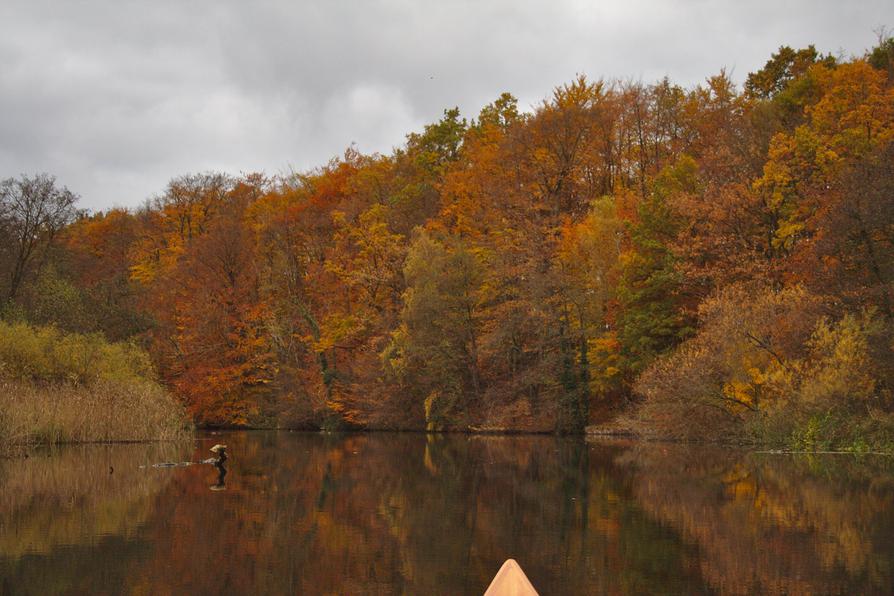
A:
[0,433,892,594]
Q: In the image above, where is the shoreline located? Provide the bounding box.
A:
[5,426,893,457]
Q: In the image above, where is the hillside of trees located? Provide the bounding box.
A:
[3,41,893,447]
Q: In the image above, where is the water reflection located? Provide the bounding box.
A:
[617,445,894,595]
[0,433,892,595]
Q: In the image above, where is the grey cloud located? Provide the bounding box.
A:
[0,0,891,211]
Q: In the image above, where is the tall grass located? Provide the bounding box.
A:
[0,379,191,447]
[0,322,191,451]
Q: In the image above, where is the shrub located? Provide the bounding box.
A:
[0,321,153,385]
[635,284,894,450]
[633,284,823,441]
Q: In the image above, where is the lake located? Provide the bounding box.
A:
[1,432,892,595]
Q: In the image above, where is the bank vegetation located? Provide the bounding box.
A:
[0,322,191,452]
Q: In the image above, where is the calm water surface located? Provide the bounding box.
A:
[1,432,893,595]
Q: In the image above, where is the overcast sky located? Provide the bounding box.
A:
[1,0,891,211]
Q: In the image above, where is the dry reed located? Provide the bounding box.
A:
[0,378,191,450]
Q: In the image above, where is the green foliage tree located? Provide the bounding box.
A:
[867,31,894,80]
[745,45,828,99]
[616,157,698,377]
[385,231,483,429]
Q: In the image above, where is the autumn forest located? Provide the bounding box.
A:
[2,42,894,449]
